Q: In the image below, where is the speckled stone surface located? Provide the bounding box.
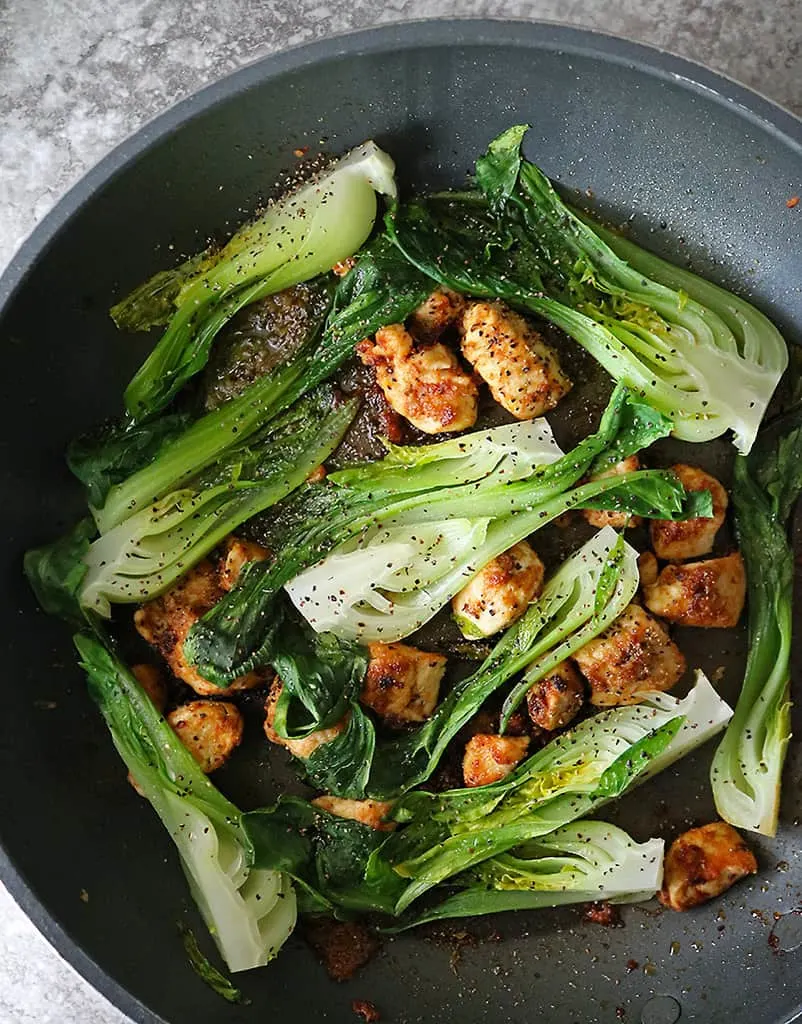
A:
[0,2,799,1022]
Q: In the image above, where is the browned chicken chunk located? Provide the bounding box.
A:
[573,603,686,706]
[526,661,585,731]
[642,552,746,628]
[408,288,466,342]
[638,550,659,590]
[131,663,167,714]
[460,301,571,419]
[167,700,244,774]
[312,796,396,831]
[361,642,446,726]
[356,323,478,434]
[583,455,643,530]
[134,539,269,696]
[650,464,728,561]
[452,541,545,638]
[219,536,269,591]
[463,734,530,787]
[264,678,348,759]
[659,821,757,911]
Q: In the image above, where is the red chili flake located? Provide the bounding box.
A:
[351,999,380,1022]
[787,196,800,208]
[583,900,622,927]
[625,959,639,974]
[616,1008,626,1020]
[294,146,310,158]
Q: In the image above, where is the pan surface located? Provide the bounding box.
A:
[1,19,801,1024]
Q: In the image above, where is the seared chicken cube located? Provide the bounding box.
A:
[356,323,478,434]
[642,552,746,628]
[583,455,643,529]
[312,796,396,831]
[452,541,545,638]
[638,550,659,590]
[659,821,757,911]
[219,536,269,591]
[408,288,466,342]
[135,550,267,697]
[460,301,571,419]
[463,733,530,787]
[361,642,446,726]
[167,700,244,774]
[131,663,167,714]
[573,603,686,706]
[526,661,585,731]
[650,464,728,561]
[264,678,348,759]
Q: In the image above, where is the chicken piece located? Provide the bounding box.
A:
[135,552,267,697]
[463,733,530,787]
[573,603,686,706]
[131,663,167,714]
[650,464,728,561]
[460,301,571,419]
[407,288,466,342]
[659,821,757,911]
[451,541,545,638]
[219,536,269,592]
[356,323,478,434]
[642,552,746,628]
[583,456,643,530]
[312,796,396,831]
[638,550,659,590]
[167,700,244,774]
[526,661,585,731]
[264,678,348,759]
[361,642,446,726]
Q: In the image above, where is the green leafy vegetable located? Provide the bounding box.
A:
[388,125,787,453]
[24,518,96,624]
[75,632,296,972]
[710,401,802,835]
[122,142,398,420]
[390,821,664,929]
[178,924,247,1004]
[80,387,356,615]
[68,413,193,509]
[185,385,703,682]
[112,252,212,331]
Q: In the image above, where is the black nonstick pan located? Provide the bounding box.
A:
[1,19,801,1024]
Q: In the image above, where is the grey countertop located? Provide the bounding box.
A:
[0,1,799,1021]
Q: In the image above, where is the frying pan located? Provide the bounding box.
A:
[1,19,801,1024]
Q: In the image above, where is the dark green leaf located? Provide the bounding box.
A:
[110,251,210,331]
[24,518,95,624]
[67,413,192,508]
[475,124,529,211]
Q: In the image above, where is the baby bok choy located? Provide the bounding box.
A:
[711,400,802,835]
[120,142,398,420]
[25,387,357,619]
[185,385,711,683]
[388,124,787,453]
[75,632,296,972]
[392,821,665,928]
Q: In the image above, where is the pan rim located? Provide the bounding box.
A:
[1,17,801,1024]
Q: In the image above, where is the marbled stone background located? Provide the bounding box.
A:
[0,1,799,1021]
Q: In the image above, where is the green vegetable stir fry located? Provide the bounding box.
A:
[25,128,800,988]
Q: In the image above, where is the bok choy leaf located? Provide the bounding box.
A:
[710,400,802,835]
[122,142,398,420]
[75,632,297,972]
